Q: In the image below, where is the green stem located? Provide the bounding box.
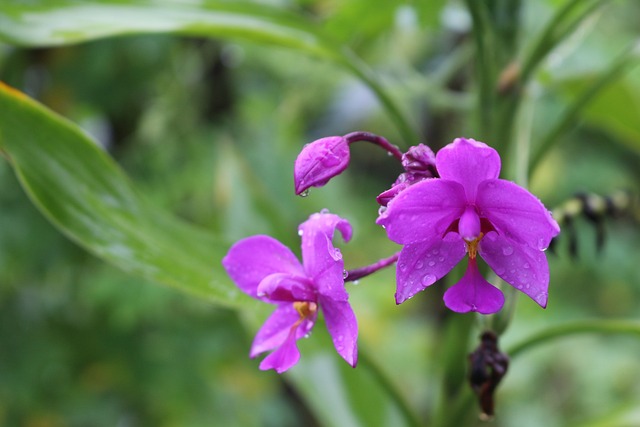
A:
[529,45,640,176]
[359,349,423,427]
[507,319,640,359]
[431,314,476,427]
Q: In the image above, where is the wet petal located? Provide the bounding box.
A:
[258,326,301,373]
[377,179,466,245]
[476,179,560,250]
[257,273,316,302]
[443,258,505,314]
[306,233,348,301]
[436,138,501,201]
[251,304,302,357]
[299,212,352,276]
[395,233,466,304]
[294,136,350,195]
[479,231,549,308]
[320,297,358,367]
[222,235,304,298]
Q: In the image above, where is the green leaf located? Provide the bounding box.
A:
[0,0,417,144]
[0,81,249,308]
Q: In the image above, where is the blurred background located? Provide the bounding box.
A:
[1,0,640,426]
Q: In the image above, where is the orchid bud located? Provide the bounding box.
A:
[294,136,350,195]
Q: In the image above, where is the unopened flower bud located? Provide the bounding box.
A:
[294,136,350,195]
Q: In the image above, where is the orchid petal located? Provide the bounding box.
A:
[443,258,505,314]
[395,233,466,304]
[479,231,550,308]
[320,297,358,367]
[222,235,304,298]
[305,232,348,301]
[477,179,560,250]
[250,304,303,358]
[256,273,316,302]
[258,325,301,373]
[294,136,350,195]
[435,138,501,202]
[298,213,351,299]
[377,179,466,245]
[299,211,352,248]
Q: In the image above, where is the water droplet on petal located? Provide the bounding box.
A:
[343,270,349,279]
[320,208,330,214]
[415,261,424,269]
[298,229,304,236]
[494,267,506,275]
[502,246,514,256]
[523,263,530,269]
[431,249,439,255]
[537,237,548,251]
[399,263,407,272]
[422,274,436,286]
[299,189,310,197]
[428,261,436,267]
[438,256,445,262]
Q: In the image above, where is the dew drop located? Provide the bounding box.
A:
[525,284,530,289]
[343,270,349,279]
[399,263,407,272]
[428,261,436,267]
[495,267,506,275]
[537,237,548,251]
[438,256,445,262]
[431,249,439,255]
[299,189,310,197]
[502,246,514,256]
[523,263,530,269]
[422,274,436,286]
[320,208,330,214]
[415,261,424,269]
[298,229,304,236]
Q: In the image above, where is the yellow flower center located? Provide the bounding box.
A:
[466,232,484,259]
[293,301,318,319]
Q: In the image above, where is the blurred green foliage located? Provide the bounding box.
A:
[1,0,640,426]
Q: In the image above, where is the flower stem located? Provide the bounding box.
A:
[359,349,423,427]
[345,252,399,282]
[344,131,404,161]
[507,319,640,359]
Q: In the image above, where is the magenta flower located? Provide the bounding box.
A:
[377,144,438,207]
[294,136,350,195]
[377,138,560,314]
[222,212,358,373]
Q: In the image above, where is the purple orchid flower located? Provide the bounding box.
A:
[377,144,438,207]
[377,138,560,314]
[294,136,350,196]
[222,212,358,373]
[294,132,403,196]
